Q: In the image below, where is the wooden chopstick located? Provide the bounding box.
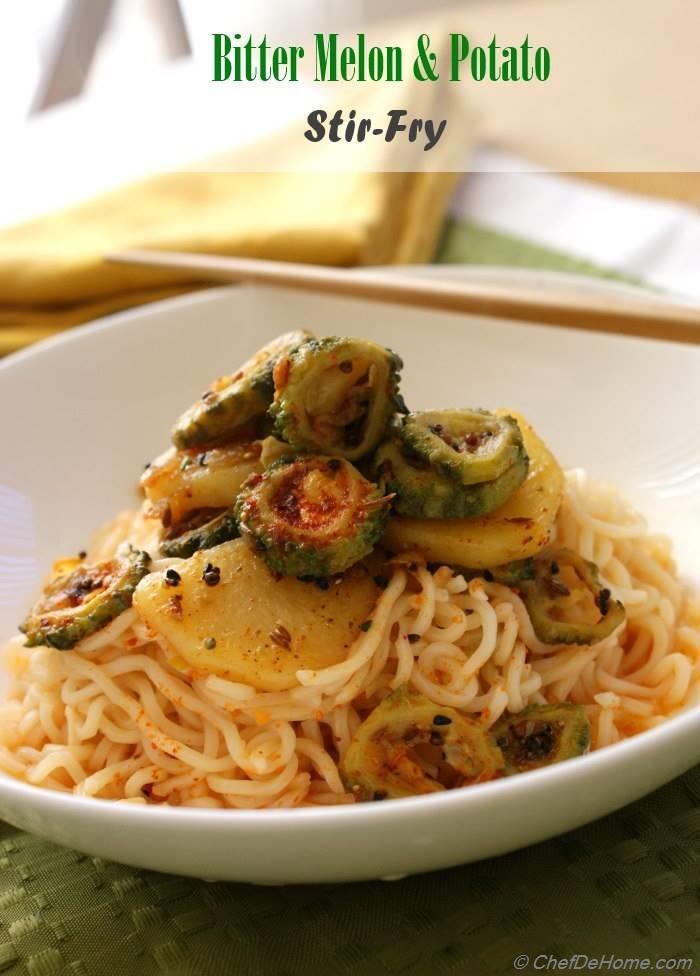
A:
[107,249,700,346]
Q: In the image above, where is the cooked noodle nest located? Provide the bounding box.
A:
[2,469,698,809]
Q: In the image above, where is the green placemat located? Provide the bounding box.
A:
[2,769,700,976]
[2,224,698,976]
[436,219,646,288]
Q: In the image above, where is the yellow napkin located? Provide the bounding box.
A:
[0,168,459,356]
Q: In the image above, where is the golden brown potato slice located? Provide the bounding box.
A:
[382,412,563,569]
[133,540,380,691]
[141,442,263,524]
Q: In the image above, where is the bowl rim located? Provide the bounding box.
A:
[1,276,694,384]
[1,701,699,828]
[0,287,240,377]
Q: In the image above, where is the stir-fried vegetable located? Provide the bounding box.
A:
[382,411,564,568]
[20,548,151,650]
[520,549,625,645]
[235,456,389,577]
[270,336,404,461]
[142,441,263,526]
[374,439,528,519]
[492,703,591,774]
[396,409,526,485]
[483,558,535,586]
[259,435,295,468]
[133,540,381,691]
[459,558,536,586]
[172,330,311,449]
[160,509,239,559]
[340,686,505,800]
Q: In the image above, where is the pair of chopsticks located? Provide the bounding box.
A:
[108,250,700,346]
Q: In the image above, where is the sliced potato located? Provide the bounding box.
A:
[260,435,294,467]
[133,540,380,691]
[382,412,563,569]
[141,442,263,525]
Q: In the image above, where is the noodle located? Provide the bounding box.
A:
[1,470,699,807]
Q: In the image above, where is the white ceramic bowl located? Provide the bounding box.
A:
[1,278,699,884]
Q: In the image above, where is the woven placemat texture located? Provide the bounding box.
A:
[1,767,700,975]
[436,220,646,286]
